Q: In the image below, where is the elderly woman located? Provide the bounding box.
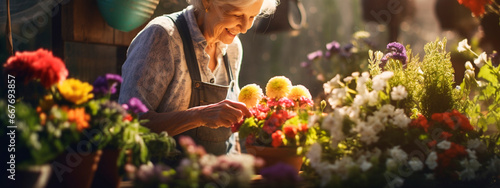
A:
[119,0,278,155]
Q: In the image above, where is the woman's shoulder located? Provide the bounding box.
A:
[143,15,177,36]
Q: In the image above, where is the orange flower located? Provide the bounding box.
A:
[458,0,493,17]
[65,107,90,131]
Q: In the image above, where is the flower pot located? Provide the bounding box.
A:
[245,144,303,173]
[13,164,52,188]
[96,0,160,32]
[91,149,122,188]
[47,150,102,188]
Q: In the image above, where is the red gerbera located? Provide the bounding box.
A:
[458,0,493,17]
[4,49,68,88]
[410,114,429,132]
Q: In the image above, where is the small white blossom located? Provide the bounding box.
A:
[466,149,477,159]
[353,95,367,107]
[409,158,424,171]
[358,124,379,144]
[426,152,438,170]
[328,87,347,108]
[343,76,353,83]
[391,111,411,129]
[367,115,385,133]
[437,140,451,150]
[474,52,487,68]
[372,77,386,91]
[331,157,356,180]
[457,39,471,52]
[386,158,397,170]
[380,71,395,80]
[360,161,373,172]
[352,72,360,77]
[391,85,408,100]
[367,91,379,106]
[459,158,482,181]
[324,74,342,93]
[378,104,396,117]
[467,138,482,149]
[388,177,404,188]
[389,146,408,162]
[465,61,474,70]
[307,143,323,166]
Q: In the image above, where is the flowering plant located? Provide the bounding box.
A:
[301,31,374,83]
[234,76,321,151]
[457,0,500,17]
[302,39,500,188]
[128,136,261,188]
[0,49,173,170]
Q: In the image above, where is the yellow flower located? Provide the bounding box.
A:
[238,84,263,108]
[266,76,292,99]
[57,78,94,105]
[288,85,312,100]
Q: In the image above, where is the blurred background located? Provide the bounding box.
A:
[1,0,499,100]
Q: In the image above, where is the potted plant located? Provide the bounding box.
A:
[233,76,324,173]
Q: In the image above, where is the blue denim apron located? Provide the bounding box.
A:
[167,13,234,155]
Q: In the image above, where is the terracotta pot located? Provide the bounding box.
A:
[245,144,303,173]
[91,149,122,188]
[47,150,102,188]
[13,164,52,188]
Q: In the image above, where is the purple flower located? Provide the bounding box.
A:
[381,42,407,68]
[325,41,340,58]
[307,50,323,61]
[123,97,148,114]
[92,73,123,95]
[260,163,300,183]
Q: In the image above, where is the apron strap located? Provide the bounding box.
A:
[166,12,233,105]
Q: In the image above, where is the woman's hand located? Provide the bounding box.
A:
[197,99,252,129]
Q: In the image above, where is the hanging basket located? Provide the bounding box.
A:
[96,0,160,32]
[245,144,303,173]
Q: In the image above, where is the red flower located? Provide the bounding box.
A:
[299,96,314,108]
[283,125,298,138]
[4,49,68,88]
[410,114,429,132]
[298,123,308,132]
[458,0,492,17]
[440,131,453,139]
[232,118,245,133]
[272,130,284,147]
[123,114,133,122]
[451,110,474,131]
[278,97,295,108]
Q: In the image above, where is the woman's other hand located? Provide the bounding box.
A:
[197,99,252,129]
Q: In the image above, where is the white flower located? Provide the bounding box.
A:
[360,160,373,172]
[386,158,398,170]
[474,52,487,68]
[367,115,385,133]
[465,69,475,80]
[324,74,342,93]
[465,61,474,71]
[391,111,411,129]
[343,76,353,83]
[358,125,379,144]
[378,104,396,117]
[457,39,471,52]
[331,157,355,180]
[307,143,323,166]
[467,138,482,149]
[409,158,424,171]
[367,91,379,106]
[372,76,386,91]
[389,146,408,162]
[466,149,477,159]
[459,158,482,181]
[322,112,345,148]
[353,95,367,107]
[328,87,347,108]
[388,177,404,188]
[380,71,395,80]
[352,72,360,77]
[426,152,438,170]
[437,140,451,150]
[391,85,408,100]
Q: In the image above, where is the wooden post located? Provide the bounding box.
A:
[5,0,13,56]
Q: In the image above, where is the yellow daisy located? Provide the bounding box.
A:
[288,85,312,100]
[57,78,94,105]
[238,84,263,108]
[266,76,292,99]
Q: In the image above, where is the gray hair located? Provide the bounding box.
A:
[186,0,279,16]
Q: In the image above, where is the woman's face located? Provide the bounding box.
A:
[203,0,264,44]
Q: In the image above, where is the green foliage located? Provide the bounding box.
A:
[419,38,459,117]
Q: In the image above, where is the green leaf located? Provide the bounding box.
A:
[478,65,498,85]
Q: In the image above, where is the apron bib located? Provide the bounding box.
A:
[167,12,234,155]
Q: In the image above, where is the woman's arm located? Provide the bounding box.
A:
[141,99,251,136]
